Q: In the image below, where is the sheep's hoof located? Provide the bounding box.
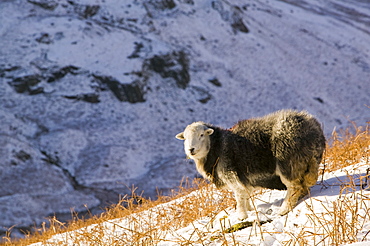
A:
[278,204,291,216]
[236,212,248,221]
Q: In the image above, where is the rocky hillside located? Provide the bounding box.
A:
[0,0,369,238]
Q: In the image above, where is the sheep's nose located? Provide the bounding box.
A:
[189,148,195,155]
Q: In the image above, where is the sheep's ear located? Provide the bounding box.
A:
[176,132,185,140]
[205,128,214,136]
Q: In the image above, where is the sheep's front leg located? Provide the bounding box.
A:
[234,188,253,220]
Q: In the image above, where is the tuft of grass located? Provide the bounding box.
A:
[294,173,370,246]
[325,121,369,172]
[2,121,370,246]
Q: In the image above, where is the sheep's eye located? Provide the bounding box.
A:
[200,134,204,137]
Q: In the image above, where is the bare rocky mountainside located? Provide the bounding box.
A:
[0,0,369,238]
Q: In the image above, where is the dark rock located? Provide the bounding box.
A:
[83,5,100,18]
[40,150,60,167]
[122,83,145,103]
[27,0,59,11]
[183,0,194,5]
[146,0,176,11]
[8,74,43,94]
[199,97,211,104]
[47,65,80,82]
[128,42,144,59]
[7,65,81,95]
[93,75,145,103]
[231,15,249,33]
[73,4,100,19]
[63,93,100,103]
[188,86,212,104]
[147,51,190,89]
[314,97,324,103]
[35,33,53,44]
[208,78,222,87]
[0,65,21,77]
[13,150,32,162]
[212,1,249,34]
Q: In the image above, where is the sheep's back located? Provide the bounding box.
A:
[231,110,325,163]
[270,110,325,162]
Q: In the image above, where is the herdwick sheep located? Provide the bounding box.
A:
[176,110,325,219]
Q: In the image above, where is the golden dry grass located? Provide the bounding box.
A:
[1,179,235,246]
[325,122,369,172]
[2,121,369,246]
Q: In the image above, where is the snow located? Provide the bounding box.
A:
[30,161,370,245]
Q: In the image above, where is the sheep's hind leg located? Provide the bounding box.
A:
[279,160,318,215]
[278,179,308,216]
[276,163,310,216]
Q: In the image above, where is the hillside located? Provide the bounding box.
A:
[1,0,370,239]
[26,163,370,245]
[3,123,370,245]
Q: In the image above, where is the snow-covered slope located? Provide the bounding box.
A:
[29,162,370,245]
[0,0,369,237]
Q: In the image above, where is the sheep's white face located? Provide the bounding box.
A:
[176,122,214,160]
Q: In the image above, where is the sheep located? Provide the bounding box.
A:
[176,109,326,219]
